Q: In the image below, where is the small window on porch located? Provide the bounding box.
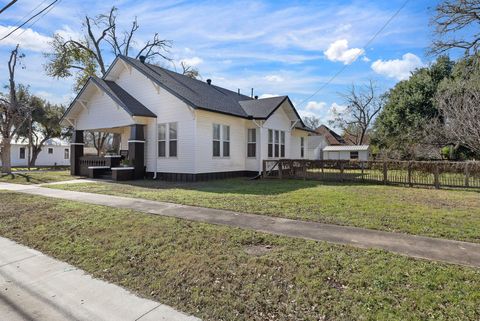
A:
[19,147,25,159]
[350,151,359,160]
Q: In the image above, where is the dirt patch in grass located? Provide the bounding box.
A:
[0,191,479,321]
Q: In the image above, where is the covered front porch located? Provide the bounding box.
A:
[62,75,157,181]
[70,124,147,181]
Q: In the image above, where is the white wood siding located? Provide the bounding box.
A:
[195,110,247,173]
[74,88,135,130]
[324,150,369,161]
[0,145,70,167]
[115,66,196,173]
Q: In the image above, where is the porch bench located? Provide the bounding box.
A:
[87,166,111,179]
[111,167,135,181]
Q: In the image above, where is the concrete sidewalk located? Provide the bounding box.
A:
[0,237,200,321]
[1,182,480,268]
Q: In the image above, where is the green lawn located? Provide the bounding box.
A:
[0,191,478,321]
[0,170,75,185]
[50,178,480,243]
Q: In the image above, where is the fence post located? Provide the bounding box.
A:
[340,162,345,182]
[407,162,413,187]
[434,163,440,189]
[278,160,283,179]
[361,162,364,182]
[465,163,470,188]
[383,162,388,185]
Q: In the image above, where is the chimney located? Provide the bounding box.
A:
[251,88,254,98]
[238,88,240,95]
[139,55,146,63]
[206,79,212,85]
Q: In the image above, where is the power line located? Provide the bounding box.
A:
[0,0,18,15]
[17,0,62,37]
[298,0,411,107]
[0,0,59,41]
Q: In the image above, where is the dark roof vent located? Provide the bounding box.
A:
[206,79,212,85]
[139,56,146,63]
[254,95,258,100]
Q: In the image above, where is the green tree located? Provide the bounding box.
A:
[372,56,454,158]
[16,97,66,167]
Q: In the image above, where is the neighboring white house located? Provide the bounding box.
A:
[323,145,370,161]
[0,138,70,167]
[62,55,313,180]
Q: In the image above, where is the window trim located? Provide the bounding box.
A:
[157,122,178,158]
[247,128,256,158]
[19,147,26,159]
[64,148,69,160]
[212,123,231,158]
[267,129,285,159]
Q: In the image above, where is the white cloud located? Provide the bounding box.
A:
[305,101,327,111]
[371,53,423,80]
[264,75,284,82]
[180,56,203,67]
[0,26,52,52]
[259,93,279,99]
[324,39,364,65]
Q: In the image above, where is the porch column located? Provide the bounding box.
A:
[70,130,84,175]
[128,124,145,179]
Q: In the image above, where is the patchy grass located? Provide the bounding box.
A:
[0,191,479,321]
[0,170,76,185]
[50,178,480,243]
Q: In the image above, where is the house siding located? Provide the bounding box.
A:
[0,144,70,167]
[115,66,196,173]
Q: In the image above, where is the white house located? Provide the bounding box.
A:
[61,55,313,181]
[323,145,370,161]
[0,139,70,167]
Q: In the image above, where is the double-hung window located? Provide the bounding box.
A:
[169,123,177,157]
[268,129,285,158]
[268,129,273,157]
[247,128,256,158]
[19,147,25,159]
[213,124,230,157]
[48,148,53,154]
[300,137,305,158]
[64,148,69,159]
[158,122,178,157]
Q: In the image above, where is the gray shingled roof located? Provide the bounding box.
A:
[121,56,253,118]
[91,76,156,118]
[239,96,287,118]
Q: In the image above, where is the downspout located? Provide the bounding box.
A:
[153,117,158,179]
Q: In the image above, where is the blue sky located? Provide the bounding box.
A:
[0,0,440,124]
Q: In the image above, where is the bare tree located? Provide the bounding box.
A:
[45,6,172,90]
[330,81,383,145]
[0,46,29,173]
[435,76,480,154]
[302,115,321,130]
[85,131,112,156]
[430,0,480,56]
[180,61,200,79]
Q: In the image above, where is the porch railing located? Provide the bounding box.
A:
[79,155,121,176]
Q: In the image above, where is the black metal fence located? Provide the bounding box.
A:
[263,159,480,189]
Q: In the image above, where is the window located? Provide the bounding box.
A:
[169,122,177,157]
[158,123,177,157]
[213,124,221,157]
[64,148,69,160]
[280,131,285,158]
[48,148,53,154]
[300,137,305,158]
[213,124,230,157]
[247,128,256,158]
[19,147,25,159]
[268,129,273,157]
[350,151,359,160]
[268,129,285,158]
[158,124,166,157]
[274,130,279,157]
[223,125,230,157]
